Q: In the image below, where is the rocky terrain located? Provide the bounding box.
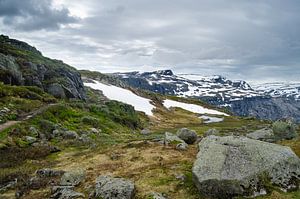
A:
[0,35,86,100]
[0,36,300,199]
[113,70,300,122]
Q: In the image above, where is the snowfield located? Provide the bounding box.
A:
[163,99,229,116]
[84,81,155,116]
[199,115,224,123]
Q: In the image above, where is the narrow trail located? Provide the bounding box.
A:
[0,103,56,132]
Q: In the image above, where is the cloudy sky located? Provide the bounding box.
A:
[0,0,299,82]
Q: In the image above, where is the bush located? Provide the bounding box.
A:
[272,120,297,140]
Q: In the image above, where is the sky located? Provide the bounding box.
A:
[0,0,299,82]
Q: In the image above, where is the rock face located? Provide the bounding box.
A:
[176,128,198,144]
[0,35,86,100]
[94,175,135,199]
[192,136,300,198]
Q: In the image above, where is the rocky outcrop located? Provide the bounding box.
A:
[93,175,135,199]
[192,136,300,198]
[0,35,86,100]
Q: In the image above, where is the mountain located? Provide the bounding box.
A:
[113,70,300,122]
[0,35,85,99]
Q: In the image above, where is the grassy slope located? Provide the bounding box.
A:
[0,72,299,198]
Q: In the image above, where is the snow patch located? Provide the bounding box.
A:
[84,81,155,116]
[199,115,224,123]
[163,99,229,116]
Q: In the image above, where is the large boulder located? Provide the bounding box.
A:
[192,136,300,198]
[246,128,275,142]
[93,175,135,199]
[176,128,198,144]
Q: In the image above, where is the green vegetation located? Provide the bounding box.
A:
[273,120,298,140]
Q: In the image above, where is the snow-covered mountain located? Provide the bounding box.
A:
[252,82,300,100]
[112,70,300,122]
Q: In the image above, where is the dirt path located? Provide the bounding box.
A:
[0,103,56,132]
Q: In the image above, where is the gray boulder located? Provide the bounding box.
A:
[140,129,151,135]
[246,128,275,142]
[176,142,188,151]
[36,168,65,178]
[176,128,197,144]
[203,128,219,137]
[60,169,85,186]
[63,131,79,139]
[192,135,300,198]
[24,136,37,144]
[51,186,84,199]
[93,175,135,199]
[164,132,185,145]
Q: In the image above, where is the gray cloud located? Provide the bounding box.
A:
[0,0,299,82]
[0,0,77,30]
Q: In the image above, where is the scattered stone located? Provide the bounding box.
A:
[29,126,39,137]
[176,142,188,151]
[77,134,93,144]
[90,128,100,134]
[51,186,84,199]
[176,128,198,144]
[192,135,300,198]
[203,128,219,137]
[140,129,151,135]
[246,128,275,142]
[24,136,37,144]
[150,192,167,199]
[60,169,85,186]
[0,179,17,193]
[36,168,65,178]
[93,175,135,199]
[164,132,185,145]
[63,131,79,139]
[175,174,186,181]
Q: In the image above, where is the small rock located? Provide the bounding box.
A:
[63,131,79,139]
[150,192,167,199]
[29,126,39,137]
[51,186,84,199]
[60,169,85,186]
[176,142,188,151]
[164,132,185,145]
[24,136,37,144]
[175,174,186,181]
[36,168,65,178]
[140,129,151,135]
[90,128,100,134]
[93,175,135,199]
[176,128,198,144]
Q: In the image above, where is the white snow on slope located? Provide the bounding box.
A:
[199,115,224,123]
[163,99,229,116]
[84,81,155,116]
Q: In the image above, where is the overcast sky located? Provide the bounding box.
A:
[0,0,299,82]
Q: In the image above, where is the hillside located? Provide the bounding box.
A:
[0,36,300,199]
[0,35,85,100]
